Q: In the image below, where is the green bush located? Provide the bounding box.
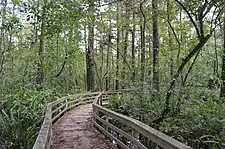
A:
[107,89,225,148]
[162,97,225,147]
[0,88,60,149]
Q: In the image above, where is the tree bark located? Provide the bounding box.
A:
[140,1,146,83]
[152,0,160,91]
[131,8,136,83]
[121,1,129,89]
[167,0,174,79]
[0,0,7,74]
[116,1,120,90]
[220,7,225,97]
[36,0,46,88]
[86,0,95,91]
[213,30,218,77]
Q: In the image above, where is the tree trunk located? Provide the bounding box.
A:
[121,2,129,89]
[220,8,225,97]
[167,0,174,79]
[36,0,46,88]
[152,0,160,91]
[140,1,146,83]
[0,0,7,74]
[86,0,95,91]
[116,2,120,90]
[131,8,136,83]
[213,29,218,77]
[106,2,112,90]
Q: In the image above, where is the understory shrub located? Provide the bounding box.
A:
[107,89,225,148]
[0,88,60,149]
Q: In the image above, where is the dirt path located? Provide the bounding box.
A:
[52,104,117,149]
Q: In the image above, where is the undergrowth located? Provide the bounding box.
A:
[107,88,225,148]
[0,87,60,149]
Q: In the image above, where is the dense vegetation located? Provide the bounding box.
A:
[108,90,225,148]
[0,0,224,148]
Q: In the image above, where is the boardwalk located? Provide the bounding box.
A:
[33,91,192,149]
[52,104,117,149]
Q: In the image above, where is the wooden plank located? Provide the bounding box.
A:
[92,120,130,149]
[50,91,101,107]
[52,103,66,114]
[92,104,191,149]
[93,94,102,105]
[74,96,95,102]
[67,91,101,99]
[33,104,52,149]
[68,100,94,110]
[93,114,147,149]
[68,96,96,106]
[51,97,66,106]
[52,108,67,122]
[67,99,79,105]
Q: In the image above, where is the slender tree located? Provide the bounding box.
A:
[36,0,47,88]
[213,29,218,77]
[131,6,136,82]
[220,3,225,97]
[140,0,146,83]
[116,1,120,90]
[167,0,174,78]
[152,0,160,91]
[0,0,7,74]
[86,0,95,91]
[121,1,130,88]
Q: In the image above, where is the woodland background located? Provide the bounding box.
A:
[0,0,225,148]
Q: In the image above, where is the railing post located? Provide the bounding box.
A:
[65,98,68,110]
[48,103,52,149]
[106,116,109,132]
[132,129,139,149]
[99,95,103,106]
[92,106,98,127]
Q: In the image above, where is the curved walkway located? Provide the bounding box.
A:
[52,104,117,149]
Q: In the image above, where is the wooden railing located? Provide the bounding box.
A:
[33,90,192,149]
[32,91,101,149]
[92,91,192,149]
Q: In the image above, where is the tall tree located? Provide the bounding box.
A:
[131,5,136,82]
[140,0,146,83]
[213,29,218,77]
[86,0,95,91]
[152,0,160,91]
[121,1,130,88]
[116,1,120,90]
[167,0,174,78]
[220,3,225,97]
[0,0,7,74]
[36,0,47,88]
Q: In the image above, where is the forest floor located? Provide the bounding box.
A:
[52,104,117,149]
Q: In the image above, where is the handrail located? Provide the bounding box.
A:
[92,91,192,149]
[32,91,102,149]
[33,89,191,149]
[33,103,52,149]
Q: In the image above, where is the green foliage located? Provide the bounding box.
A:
[0,88,60,149]
[0,0,224,148]
[107,89,225,148]
[162,95,225,147]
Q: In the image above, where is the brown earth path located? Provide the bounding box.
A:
[52,104,117,149]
